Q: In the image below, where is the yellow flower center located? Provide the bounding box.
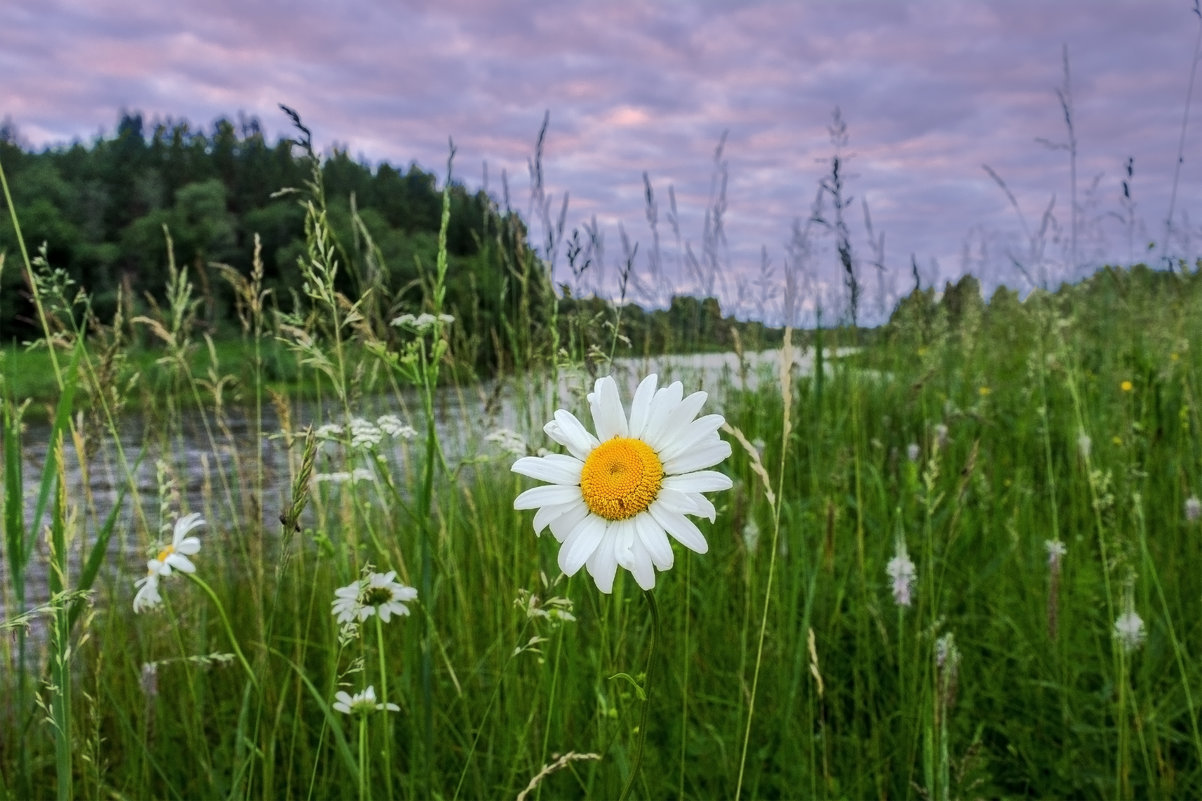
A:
[361,586,393,607]
[580,437,664,521]
[155,545,175,563]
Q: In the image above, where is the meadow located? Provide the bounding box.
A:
[3,140,1202,801]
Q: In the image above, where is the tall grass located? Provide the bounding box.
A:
[4,120,1202,801]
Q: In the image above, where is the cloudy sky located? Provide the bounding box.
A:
[3,0,1202,323]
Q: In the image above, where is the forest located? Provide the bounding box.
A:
[0,110,782,379]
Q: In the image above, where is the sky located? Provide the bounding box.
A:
[3,0,1202,324]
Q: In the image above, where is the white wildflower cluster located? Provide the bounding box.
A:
[390,312,455,334]
[312,468,375,485]
[133,513,205,613]
[331,570,418,642]
[332,685,399,715]
[906,443,921,463]
[315,415,417,451]
[1077,430,1092,460]
[485,428,528,457]
[348,418,388,449]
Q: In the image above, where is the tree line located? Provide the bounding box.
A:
[0,110,783,375]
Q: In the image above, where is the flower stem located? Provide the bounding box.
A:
[185,572,259,691]
[358,713,369,801]
[618,590,659,801]
[374,616,394,801]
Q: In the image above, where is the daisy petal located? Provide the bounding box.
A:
[627,374,659,439]
[663,470,734,494]
[648,390,709,451]
[657,414,726,463]
[649,503,710,554]
[515,484,584,510]
[174,513,206,540]
[614,523,656,590]
[641,381,685,446]
[531,499,582,535]
[662,439,733,475]
[174,537,201,556]
[586,527,621,593]
[165,553,196,573]
[654,486,709,517]
[559,515,606,576]
[546,411,599,460]
[634,512,675,571]
[511,454,584,484]
[548,502,591,543]
[589,376,629,440]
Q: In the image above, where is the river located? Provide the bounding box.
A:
[1,346,846,624]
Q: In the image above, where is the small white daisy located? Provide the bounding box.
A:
[133,513,205,613]
[331,580,365,625]
[132,573,162,613]
[512,374,732,593]
[148,512,205,578]
[332,685,400,715]
[331,571,417,624]
[360,571,417,622]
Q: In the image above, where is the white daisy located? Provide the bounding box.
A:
[132,513,205,613]
[132,573,162,613]
[331,580,365,625]
[147,512,205,578]
[512,374,732,593]
[360,571,417,622]
[331,571,417,624]
[332,685,400,715]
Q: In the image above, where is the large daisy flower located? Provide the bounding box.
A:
[512,374,732,593]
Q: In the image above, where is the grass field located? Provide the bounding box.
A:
[4,151,1202,801]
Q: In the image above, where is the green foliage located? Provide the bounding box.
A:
[0,112,552,375]
[8,106,1202,799]
[2,251,1199,798]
